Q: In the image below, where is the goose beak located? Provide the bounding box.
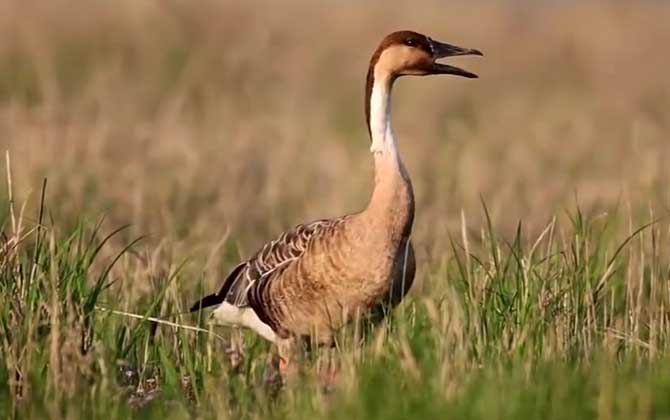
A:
[428,39,483,78]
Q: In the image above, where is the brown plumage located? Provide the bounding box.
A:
[190,30,481,365]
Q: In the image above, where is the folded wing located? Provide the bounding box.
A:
[189,219,339,314]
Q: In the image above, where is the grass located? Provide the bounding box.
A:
[1,0,670,418]
[2,171,669,419]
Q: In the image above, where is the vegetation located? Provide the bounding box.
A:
[1,0,669,418]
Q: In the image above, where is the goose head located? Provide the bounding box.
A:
[371,30,482,80]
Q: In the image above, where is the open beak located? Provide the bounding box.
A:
[428,38,483,78]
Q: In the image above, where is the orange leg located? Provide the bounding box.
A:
[317,348,340,390]
[277,339,298,380]
[278,356,290,375]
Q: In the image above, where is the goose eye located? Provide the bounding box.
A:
[404,38,417,47]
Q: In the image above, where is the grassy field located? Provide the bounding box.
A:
[2,0,670,418]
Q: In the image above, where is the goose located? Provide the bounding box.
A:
[190,30,481,372]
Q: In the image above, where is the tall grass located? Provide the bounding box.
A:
[1,0,670,418]
[2,169,669,418]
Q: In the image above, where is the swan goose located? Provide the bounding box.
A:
[190,30,482,372]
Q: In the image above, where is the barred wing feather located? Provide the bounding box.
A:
[189,219,338,313]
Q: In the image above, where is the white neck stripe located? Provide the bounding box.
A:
[368,79,397,156]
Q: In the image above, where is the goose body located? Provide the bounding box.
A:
[197,215,414,343]
[190,30,481,362]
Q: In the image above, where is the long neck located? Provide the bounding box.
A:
[363,71,415,238]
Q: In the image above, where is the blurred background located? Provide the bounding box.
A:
[1,0,669,284]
